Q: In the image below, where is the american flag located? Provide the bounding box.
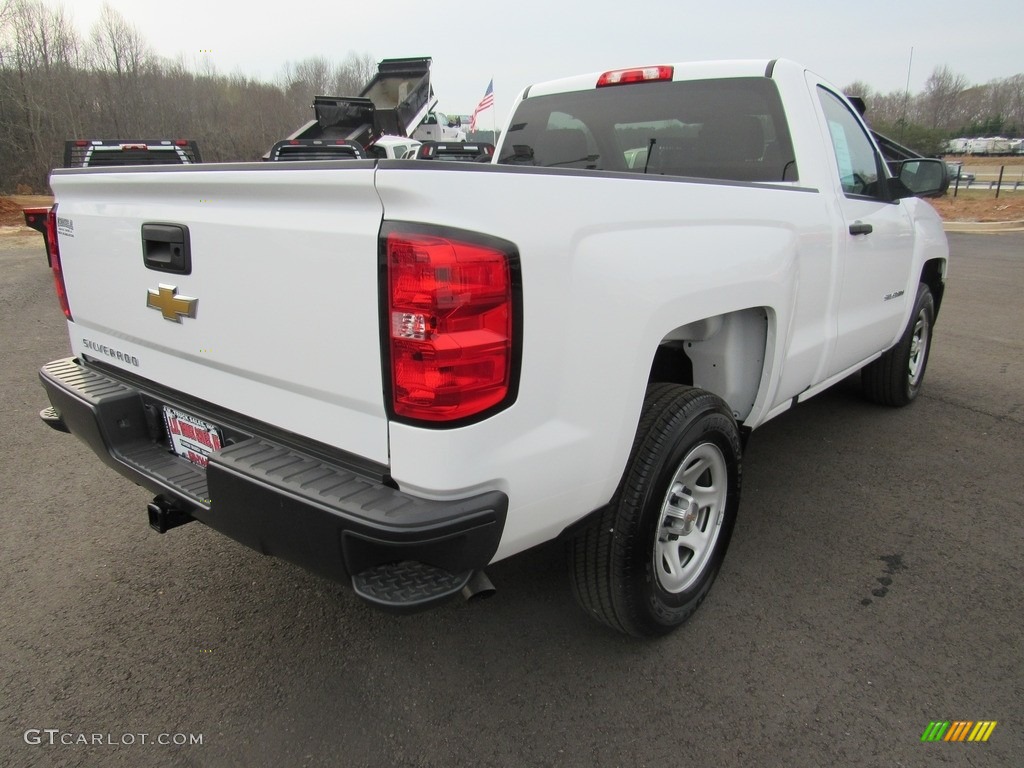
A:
[470,80,494,131]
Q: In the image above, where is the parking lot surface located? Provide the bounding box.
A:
[1,232,1021,767]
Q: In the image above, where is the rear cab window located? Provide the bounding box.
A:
[498,77,798,183]
[87,148,185,166]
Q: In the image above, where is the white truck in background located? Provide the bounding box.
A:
[368,135,421,160]
[412,111,468,143]
[32,59,949,637]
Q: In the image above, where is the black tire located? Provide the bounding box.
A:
[568,384,742,637]
[861,282,935,406]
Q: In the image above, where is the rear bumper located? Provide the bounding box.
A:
[39,357,507,611]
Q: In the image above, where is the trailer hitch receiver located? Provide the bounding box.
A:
[147,495,195,534]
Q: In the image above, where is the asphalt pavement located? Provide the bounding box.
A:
[0,231,1021,767]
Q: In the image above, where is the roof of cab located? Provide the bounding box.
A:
[524,59,795,99]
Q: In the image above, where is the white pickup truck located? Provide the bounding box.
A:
[33,59,949,637]
[411,111,468,143]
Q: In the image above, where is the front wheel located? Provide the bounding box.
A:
[568,384,742,637]
[861,282,935,406]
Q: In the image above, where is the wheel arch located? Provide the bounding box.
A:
[920,258,946,320]
[647,307,771,424]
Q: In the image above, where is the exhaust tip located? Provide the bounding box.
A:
[461,570,496,602]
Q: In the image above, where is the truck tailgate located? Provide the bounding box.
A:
[50,163,390,465]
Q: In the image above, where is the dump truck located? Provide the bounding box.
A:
[268,57,437,160]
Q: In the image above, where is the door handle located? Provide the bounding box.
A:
[849,222,873,236]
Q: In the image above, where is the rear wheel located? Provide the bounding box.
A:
[862,282,935,406]
[568,384,742,637]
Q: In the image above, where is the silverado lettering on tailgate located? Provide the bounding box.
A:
[82,338,140,367]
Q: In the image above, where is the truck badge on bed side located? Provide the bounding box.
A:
[147,284,198,322]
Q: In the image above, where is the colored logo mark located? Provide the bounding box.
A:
[921,721,997,742]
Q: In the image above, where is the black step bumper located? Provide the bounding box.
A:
[38,358,507,612]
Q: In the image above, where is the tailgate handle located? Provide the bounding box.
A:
[142,223,191,274]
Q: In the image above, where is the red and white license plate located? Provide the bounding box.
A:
[162,406,223,468]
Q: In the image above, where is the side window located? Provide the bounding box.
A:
[816,87,882,197]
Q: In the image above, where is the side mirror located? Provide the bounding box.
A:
[890,158,949,199]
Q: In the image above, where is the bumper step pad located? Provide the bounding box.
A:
[40,405,70,433]
[352,561,472,612]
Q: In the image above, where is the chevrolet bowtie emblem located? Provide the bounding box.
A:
[147,284,198,322]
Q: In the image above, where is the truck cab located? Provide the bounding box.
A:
[412,112,467,143]
[367,135,422,160]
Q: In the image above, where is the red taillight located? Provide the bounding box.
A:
[45,206,72,320]
[174,139,189,146]
[597,65,674,87]
[386,231,515,423]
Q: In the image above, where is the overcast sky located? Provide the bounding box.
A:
[61,0,1021,124]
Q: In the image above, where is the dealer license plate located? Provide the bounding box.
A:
[162,406,223,469]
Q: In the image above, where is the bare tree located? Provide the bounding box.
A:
[88,3,151,134]
[1005,74,1024,132]
[0,0,16,38]
[0,0,15,38]
[920,65,969,130]
[280,55,334,110]
[957,85,992,132]
[842,80,873,101]
[335,51,375,94]
[88,3,149,76]
[0,0,87,189]
[867,91,910,127]
[279,53,378,118]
